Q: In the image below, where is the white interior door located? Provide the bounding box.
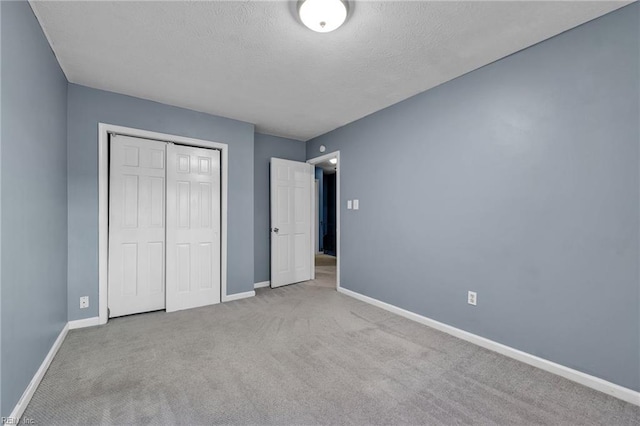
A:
[270,158,313,288]
[108,135,166,317]
[166,143,221,312]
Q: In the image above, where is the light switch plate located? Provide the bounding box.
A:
[347,200,352,209]
[353,199,359,210]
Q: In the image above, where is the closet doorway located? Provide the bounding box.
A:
[98,124,229,323]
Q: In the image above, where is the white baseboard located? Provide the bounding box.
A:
[8,293,253,421]
[223,290,255,302]
[8,323,69,423]
[68,316,101,330]
[254,281,270,289]
[338,287,640,406]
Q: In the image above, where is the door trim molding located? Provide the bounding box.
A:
[307,151,340,289]
[98,123,229,325]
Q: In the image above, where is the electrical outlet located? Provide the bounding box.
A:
[467,291,477,306]
[80,296,89,309]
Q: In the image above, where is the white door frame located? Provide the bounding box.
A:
[307,151,340,289]
[98,123,229,325]
[315,179,321,254]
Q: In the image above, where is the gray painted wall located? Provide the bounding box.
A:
[1,1,68,416]
[254,133,306,283]
[0,0,4,414]
[307,4,640,391]
[67,84,255,321]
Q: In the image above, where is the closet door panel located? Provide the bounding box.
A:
[108,135,166,317]
[166,144,221,312]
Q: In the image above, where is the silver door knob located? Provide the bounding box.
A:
[272,228,279,233]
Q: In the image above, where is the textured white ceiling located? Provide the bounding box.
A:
[30,1,628,141]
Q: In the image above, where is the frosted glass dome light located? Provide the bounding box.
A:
[299,0,348,33]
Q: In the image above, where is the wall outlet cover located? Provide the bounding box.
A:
[468,291,477,306]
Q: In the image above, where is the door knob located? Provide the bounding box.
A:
[272,228,279,233]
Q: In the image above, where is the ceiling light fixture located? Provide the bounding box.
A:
[329,158,338,164]
[298,0,348,33]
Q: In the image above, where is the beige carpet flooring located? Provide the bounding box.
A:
[308,254,337,289]
[315,254,337,267]
[22,263,639,425]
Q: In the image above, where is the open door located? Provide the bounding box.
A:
[270,158,313,288]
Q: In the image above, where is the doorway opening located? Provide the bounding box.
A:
[307,152,340,290]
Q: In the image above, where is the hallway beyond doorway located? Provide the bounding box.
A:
[309,254,336,289]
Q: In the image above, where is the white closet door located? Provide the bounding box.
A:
[108,135,166,318]
[166,144,221,312]
[270,158,313,288]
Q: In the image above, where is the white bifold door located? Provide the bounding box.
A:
[109,136,166,317]
[270,158,313,288]
[166,143,221,312]
[108,135,221,318]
